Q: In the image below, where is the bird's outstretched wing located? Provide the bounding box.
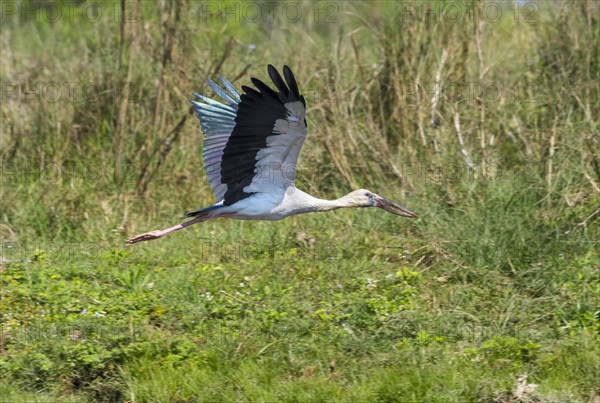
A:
[191,65,307,206]
[191,77,241,203]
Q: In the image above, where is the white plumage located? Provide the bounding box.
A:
[126,65,416,245]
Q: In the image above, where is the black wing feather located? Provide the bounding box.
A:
[268,64,289,98]
[220,65,305,206]
[283,65,300,96]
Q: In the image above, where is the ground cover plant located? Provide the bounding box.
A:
[1,0,598,401]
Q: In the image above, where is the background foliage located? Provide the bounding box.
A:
[1,0,598,401]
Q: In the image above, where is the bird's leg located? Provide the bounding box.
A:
[125,215,211,246]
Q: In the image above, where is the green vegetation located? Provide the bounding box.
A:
[1,0,598,401]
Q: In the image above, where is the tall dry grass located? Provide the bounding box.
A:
[0,0,598,241]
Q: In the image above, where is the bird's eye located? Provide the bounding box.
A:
[364,192,370,197]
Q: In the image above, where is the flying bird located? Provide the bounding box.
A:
[126,65,416,245]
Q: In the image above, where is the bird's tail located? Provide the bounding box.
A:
[182,202,224,219]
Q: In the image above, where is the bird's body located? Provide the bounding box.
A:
[126,65,416,245]
[203,188,377,221]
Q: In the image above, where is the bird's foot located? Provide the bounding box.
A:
[125,230,163,246]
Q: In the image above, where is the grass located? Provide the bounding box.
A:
[1,0,599,401]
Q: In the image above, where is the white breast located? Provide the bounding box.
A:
[220,186,321,221]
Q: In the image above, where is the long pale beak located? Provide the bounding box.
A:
[374,195,418,218]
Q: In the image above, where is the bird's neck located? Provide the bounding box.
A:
[281,188,360,218]
[292,190,356,213]
[314,196,355,211]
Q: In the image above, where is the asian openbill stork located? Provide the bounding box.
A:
[126,65,416,245]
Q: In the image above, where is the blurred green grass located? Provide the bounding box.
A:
[1,0,599,401]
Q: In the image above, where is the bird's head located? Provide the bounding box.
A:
[346,189,417,218]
